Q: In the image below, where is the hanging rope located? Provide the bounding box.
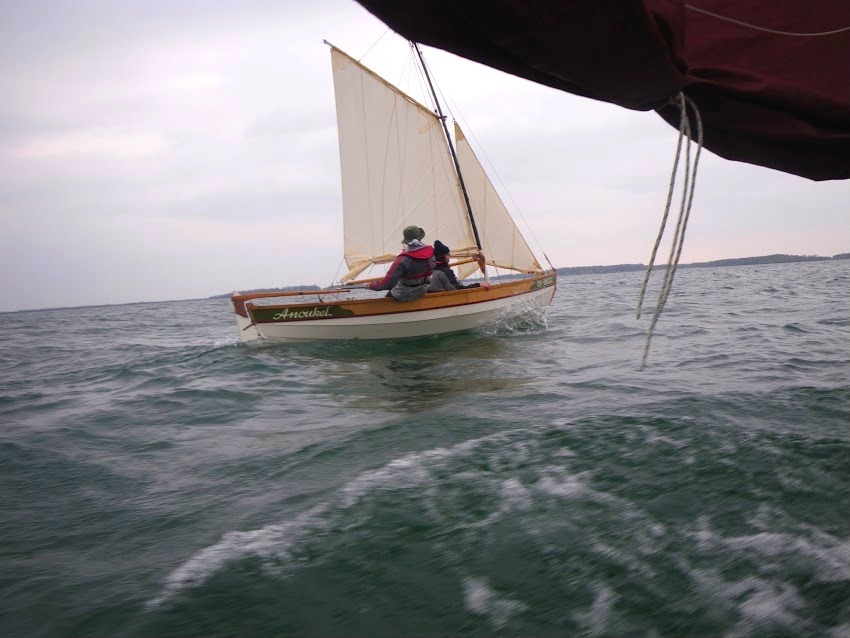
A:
[636,92,687,320]
[638,93,704,370]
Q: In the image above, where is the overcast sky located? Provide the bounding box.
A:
[1,0,847,312]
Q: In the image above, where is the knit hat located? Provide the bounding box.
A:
[403,225,425,243]
[433,240,450,256]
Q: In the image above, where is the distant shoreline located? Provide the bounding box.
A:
[553,252,849,277]
[3,253,848,314]
[211,253,850,298]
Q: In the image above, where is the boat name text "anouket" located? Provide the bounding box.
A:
[272,306,332,321]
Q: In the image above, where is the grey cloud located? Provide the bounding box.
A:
[1,0,847,312]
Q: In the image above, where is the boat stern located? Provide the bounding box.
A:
[231,292,263,343]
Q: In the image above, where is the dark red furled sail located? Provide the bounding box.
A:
[355,0,850,181]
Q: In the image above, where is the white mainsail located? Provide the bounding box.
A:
[454,124,543,279]
[330,47,478,282]
[330,46,543,283]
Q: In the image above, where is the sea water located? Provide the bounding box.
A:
[1,261,848,637]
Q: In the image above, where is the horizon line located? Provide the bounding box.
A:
[2,252,847,315]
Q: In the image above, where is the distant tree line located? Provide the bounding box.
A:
[555,253,848,276]
[208,285,320,299]
[216,253,850,294]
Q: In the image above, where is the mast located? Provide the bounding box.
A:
[412,42,483,252]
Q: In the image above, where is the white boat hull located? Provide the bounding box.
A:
[234,276,555,343]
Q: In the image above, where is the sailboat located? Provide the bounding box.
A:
[231,42,556,342]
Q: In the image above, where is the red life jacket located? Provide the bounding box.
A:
[399,245,434,283]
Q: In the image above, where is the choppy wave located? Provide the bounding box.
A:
[1,260,848,638]
[146,414,850,636]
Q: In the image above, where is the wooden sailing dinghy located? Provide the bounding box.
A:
[231,43,556,342]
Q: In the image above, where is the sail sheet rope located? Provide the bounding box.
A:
[637,92,703,370]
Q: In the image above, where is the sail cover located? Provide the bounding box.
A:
[330,47,478,282]
[455,124,542,278]
[354,1,850,181]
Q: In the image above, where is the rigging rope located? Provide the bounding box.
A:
[358,29,391,62]
[413,45,552,277]
[638,92,704,370]
[685,5,850,37]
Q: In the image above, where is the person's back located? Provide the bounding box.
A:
[428,269,455,292]
[366,226,434,301]
[428,240,486,292]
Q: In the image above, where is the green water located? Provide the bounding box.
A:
[1,261,848,637]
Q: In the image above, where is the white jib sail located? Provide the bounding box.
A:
[455,123,543,279]
[330,47,478,282]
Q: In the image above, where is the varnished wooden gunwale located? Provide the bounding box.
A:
[244,271,556,323]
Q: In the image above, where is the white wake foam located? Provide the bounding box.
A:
[147,428,526,608]
[463,576,528,629]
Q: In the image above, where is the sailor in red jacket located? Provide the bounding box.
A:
[366,225,435,301]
